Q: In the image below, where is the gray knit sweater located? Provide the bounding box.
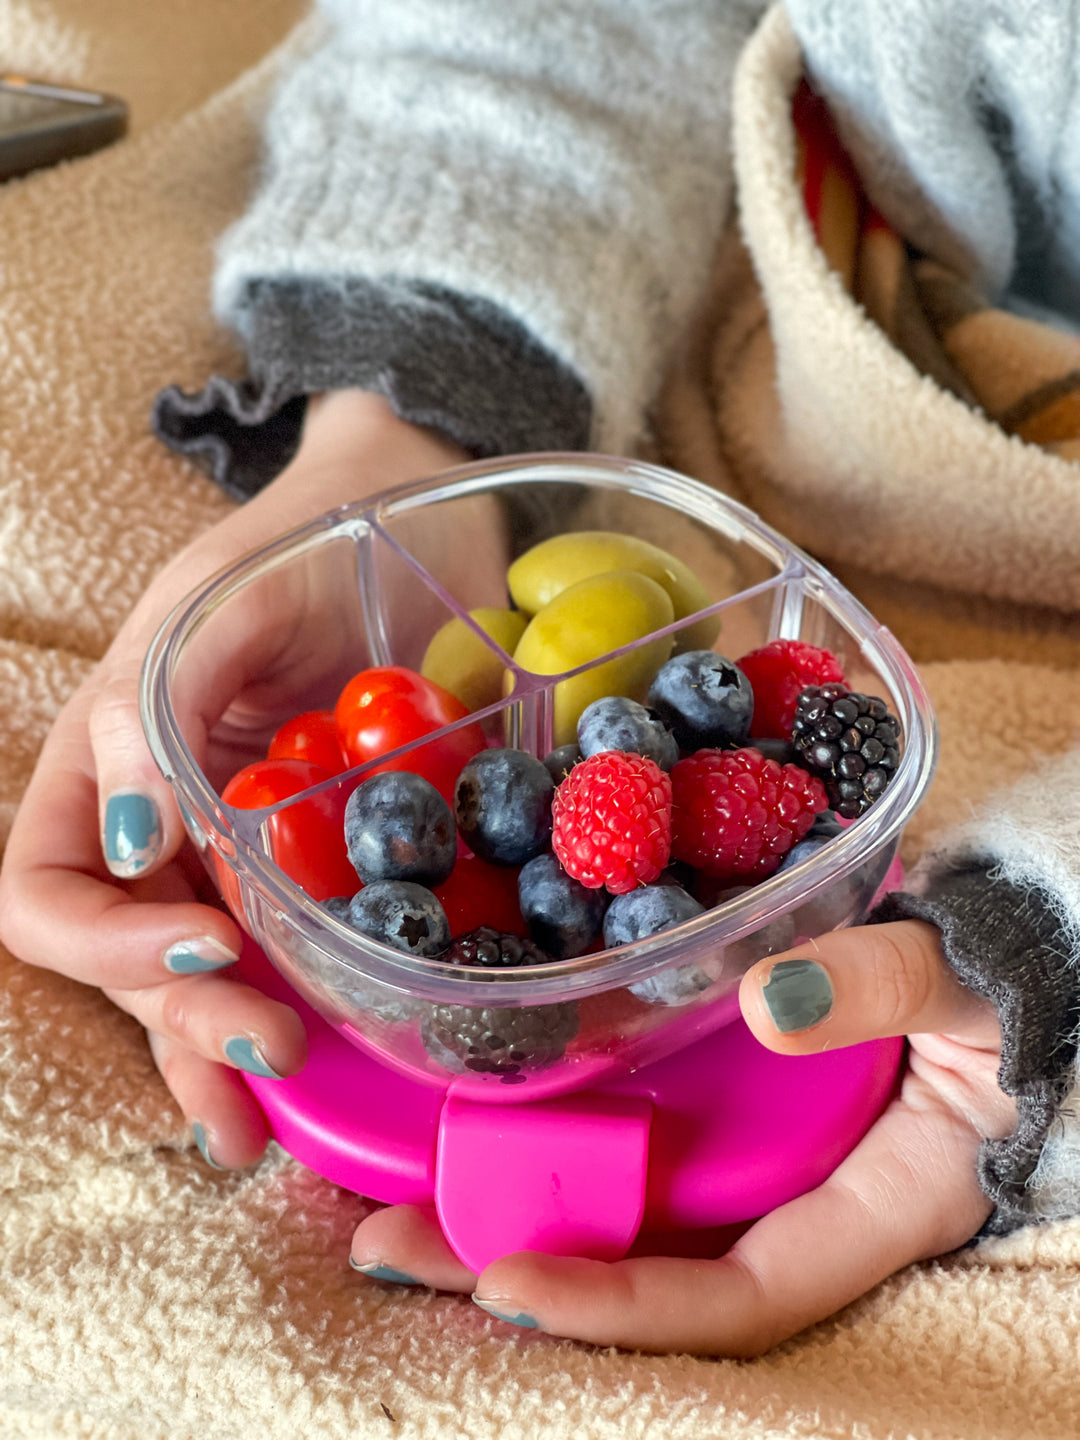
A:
[154,0,1080,1234]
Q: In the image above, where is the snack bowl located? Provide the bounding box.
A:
[141,455,936,1105]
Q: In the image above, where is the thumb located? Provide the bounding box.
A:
[739,919,999,1054]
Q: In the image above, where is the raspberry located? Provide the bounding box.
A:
[737,640,846,740]
[791,683,901,818]
[670,747,828,882]
[552,750,672,895]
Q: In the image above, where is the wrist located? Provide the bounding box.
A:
[292,390,469,500]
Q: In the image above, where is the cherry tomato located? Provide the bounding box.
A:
[216,758,359,913]
[268,709,346,774]
[334,665,485,804]
[432,853,528,939]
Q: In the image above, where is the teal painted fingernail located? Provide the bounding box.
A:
[103,791,162,877]
[472,1297,539,1329]
[224,1036,284,1079]
[761,958,834,1033]
[350,1259,420,1285]
[164,937,239,974]
[192,1121,225,1170]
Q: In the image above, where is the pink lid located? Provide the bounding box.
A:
[239,940,902,1268]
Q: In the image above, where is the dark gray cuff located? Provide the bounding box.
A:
[152,277,593,501]
[871,867,1080,1235]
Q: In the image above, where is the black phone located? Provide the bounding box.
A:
[0,74,128,181]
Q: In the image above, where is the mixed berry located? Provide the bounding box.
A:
[218,533,904,1081]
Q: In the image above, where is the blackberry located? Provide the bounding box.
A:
[421,1000,579,1080]
[646,650,754,751]
[454,748,554,866]
[791,685,901,819]
[440,925,552,969]
[577,696,679,770]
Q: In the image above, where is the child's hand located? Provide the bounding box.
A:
[349,918,1016,1356]
[0,391,467,1168]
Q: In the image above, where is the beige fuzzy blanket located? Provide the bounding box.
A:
[1,3,1079,1436]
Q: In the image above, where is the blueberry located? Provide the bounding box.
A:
[602,883,711,1006]
[647,651,754,751]
[517,852,608,959]
[630,966,713,1007]
[322,894,355,922]
[777,810,844,874]
[788,844,893,939]
[347,880,450,958]
[344,772,455,886]
[454,748,554,865]
[309,894,419,1021]
[576,696,679,770]
[748,737,796,765]
[543,743,582,785]
[602,882,705,947]
[807,809,844,840]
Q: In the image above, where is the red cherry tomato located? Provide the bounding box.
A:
[268,709,346,774]
[217,758,359,912]
[432,853,528,939]
[334,665,485,804]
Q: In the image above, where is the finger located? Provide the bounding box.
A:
[472,1095,991,1356]
[0,692,246,986]
[108,973,308,1081]
[738,919,1001,1054]
[147,1031,271,1170]
[349,1204,476,1291]
[87,653,194,879]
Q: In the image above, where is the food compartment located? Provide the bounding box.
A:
[142,455,935,1103]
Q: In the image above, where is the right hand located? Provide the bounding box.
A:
[0,391,470,1168]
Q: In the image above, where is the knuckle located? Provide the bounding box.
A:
[146,1031,185,1096]
[873,928,937,1029]
[157,980,198,1043]
[86,671,144,752]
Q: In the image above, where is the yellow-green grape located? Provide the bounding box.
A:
[511,569,675,746]
[506,529,720,653]
[421,607,528,713]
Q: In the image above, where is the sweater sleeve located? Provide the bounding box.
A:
[154,0,769,495]
[871,749,1080,1234]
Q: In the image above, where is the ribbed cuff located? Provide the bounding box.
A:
[871,867,1080,1234]
[153,276,592,501]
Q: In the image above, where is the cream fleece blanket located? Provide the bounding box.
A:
[2,3,1079,1436]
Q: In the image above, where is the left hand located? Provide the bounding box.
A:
[348,917,1016,1356]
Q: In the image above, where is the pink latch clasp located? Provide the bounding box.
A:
[435,1091,653,1274]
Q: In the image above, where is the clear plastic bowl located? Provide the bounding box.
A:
[141,455,936,1103]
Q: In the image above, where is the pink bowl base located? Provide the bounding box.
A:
[237,940,904,1274]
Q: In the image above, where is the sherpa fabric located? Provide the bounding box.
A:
[1,4,1080,1438]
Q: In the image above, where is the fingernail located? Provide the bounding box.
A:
[471,1296,539,1329]
[223,1036,284,1079]
[164,937,239,974]
[103,791,162,877]
[192,1121,225,1170]
[349,1258,421,1285]
[761,957,834,1033]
